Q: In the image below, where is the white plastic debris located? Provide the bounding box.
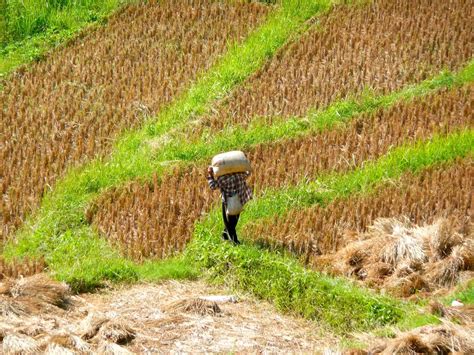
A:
[198,295,238,303]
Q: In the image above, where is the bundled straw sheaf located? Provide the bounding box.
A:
[0,274,70,316]
[163,298,221,316]
[197,0,473,133]
[368,322,474,354]
[91,83,472,260]
[316,216,473,296]
[0,0,269,243]
[80,313,135,345]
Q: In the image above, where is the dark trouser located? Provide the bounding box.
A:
[222,202,240,243]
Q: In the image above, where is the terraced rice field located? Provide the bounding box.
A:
[244,160,473,261]
[1,0,473,338]
[90,84,473,260]
[0,0,269,242]
[196,0,473,134]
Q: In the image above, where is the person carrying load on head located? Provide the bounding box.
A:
[207,151,253,245]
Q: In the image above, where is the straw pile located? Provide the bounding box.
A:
[163,298,222,316]
[0,274,70,316]
[368,322,474,354]
[318,217,473,296]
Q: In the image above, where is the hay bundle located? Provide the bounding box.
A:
[369,217,414,236]
[164,298,221,316]
[380,333,433,354]
[47,333,91,352]
[97,342,133,355]
[97,320,136,345]
[321,217,473,296]
[80,313,110,340]
[2,333,40,354]
[425,248,465,287]
[335,240,374,277]
[9,274,70,309]
[370,323,474,354]
[393,260,422,278]
[456,239,474,270]
[0,279,13,295]
[428,218,464,261]
[429,301,473,325]
[365,262,393,282]
[380,234,426,266]
[384,273,430,297]
[43,343,75,355]
[0,295,28,317]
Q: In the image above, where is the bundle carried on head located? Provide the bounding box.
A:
[211,151,251,178]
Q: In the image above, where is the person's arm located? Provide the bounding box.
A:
[207,166,218,190]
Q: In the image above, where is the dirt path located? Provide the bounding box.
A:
[1,276,340,353]
[80,280,339,353]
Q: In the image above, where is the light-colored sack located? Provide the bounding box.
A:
[212,151,251,178]
[226,194,243,215]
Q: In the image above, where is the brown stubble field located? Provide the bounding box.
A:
[0,0,269,242]
[195,0,473,134]
[90,85,473,261]
[244,160,472,262]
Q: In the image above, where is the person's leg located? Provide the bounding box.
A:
[227,213,240,244]
[221,202,230,240]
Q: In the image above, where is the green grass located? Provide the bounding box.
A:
[1,0,132,77]
[446,279,474,305]
[187,216,403,333]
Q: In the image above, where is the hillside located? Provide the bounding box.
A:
[1,0,473,352]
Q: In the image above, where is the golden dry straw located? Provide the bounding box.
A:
[368,322,474,354]
[0,274,70,316]
[163,298,222,316]
[313,215,473,297]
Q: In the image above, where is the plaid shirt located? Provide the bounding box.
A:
[207,172,253,205]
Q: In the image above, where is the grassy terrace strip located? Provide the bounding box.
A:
[4,61,473,290]
[1,0,133,77]
[188,219,404,333]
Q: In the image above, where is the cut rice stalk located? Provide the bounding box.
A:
[9,274,70,309]
[163,298,221,316]
[2,333,40,355]
[98,319,136,345]
[97,341,133,355]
